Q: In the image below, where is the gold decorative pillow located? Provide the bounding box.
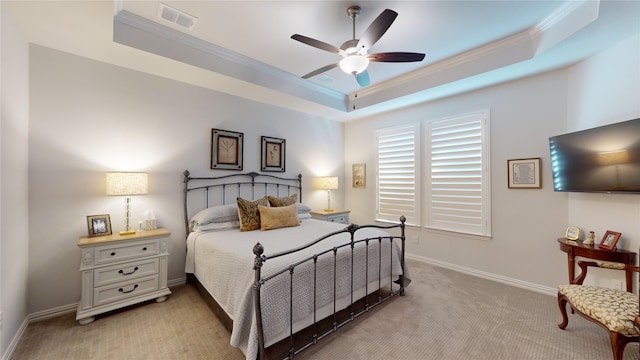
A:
[267,194,298,207]
[258,204,300,231]
[237,197,268,232]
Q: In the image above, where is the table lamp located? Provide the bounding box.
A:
[107,172,148,235]
[319,176,338,212]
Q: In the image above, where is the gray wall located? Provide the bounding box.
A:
[27,45,344,314]
[1,3,30,358]
[344,34,640,293]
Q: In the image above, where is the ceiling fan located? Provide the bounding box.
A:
[291,5,425,87]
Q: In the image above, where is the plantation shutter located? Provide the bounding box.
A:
[426,111,491,236]
[376,123,420,225]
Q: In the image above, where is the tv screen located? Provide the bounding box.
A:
[549,118,640,193]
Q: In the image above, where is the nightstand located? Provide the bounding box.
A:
[310,210,350,224]
[76,228,171,325]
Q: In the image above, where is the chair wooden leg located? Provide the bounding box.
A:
[610,331,632,360]
[557,293,569,329]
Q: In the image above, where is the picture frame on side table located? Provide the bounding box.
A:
[599,230,621,251]
[87,214,112,237]
[261,136,285,172]
[211,129,244,170]
[507,158,541,188]
[565,226,581,241]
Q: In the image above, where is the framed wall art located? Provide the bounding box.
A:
[211,129,243,170]
[352,163,366,189]
[87,214,112,237]
[599,230,621,251]
[507,158,541,188]
[261,136,285,172]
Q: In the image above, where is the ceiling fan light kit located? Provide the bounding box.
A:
[339,55,369,74]
[291,5,425,87]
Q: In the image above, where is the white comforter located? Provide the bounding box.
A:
[185,219,406,360]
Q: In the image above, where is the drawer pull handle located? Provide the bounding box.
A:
[142,247,147,251]
[118,284,138,294]
[118,267,139,276]
[110,252,116,256]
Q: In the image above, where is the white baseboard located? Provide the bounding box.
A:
[406,253,557,296]
[168,276,186,288]
[1,317,28,360]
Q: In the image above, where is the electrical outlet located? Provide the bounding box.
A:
[611,279,622,291]
[0,311,3,328]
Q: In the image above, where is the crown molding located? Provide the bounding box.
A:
[113,10,348,112]
[346,0,599,112]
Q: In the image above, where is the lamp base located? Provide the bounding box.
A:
[323,209,335,212]
[119,230,137,236]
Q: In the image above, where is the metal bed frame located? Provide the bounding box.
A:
[183,170,406,359]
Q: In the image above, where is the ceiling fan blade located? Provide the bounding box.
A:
[291,34,346,56]
[301,63,338,79]
[368,52,426,63]
[356,9,398,53]
[355,70,370,87]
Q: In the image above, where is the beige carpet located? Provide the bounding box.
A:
[11,259,640,360]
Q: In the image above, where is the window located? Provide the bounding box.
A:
[425,110,491,236]
[375,124,420,225]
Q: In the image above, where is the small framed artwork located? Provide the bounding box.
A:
[87,214,112,237]
[565,226,581,241]
[599,230,621,251]
[352,163,366,189]
[211,129,244,170]
[507,158,541,188]
[261,136,285,172]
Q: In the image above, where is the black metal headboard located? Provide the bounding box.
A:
[182,170,302,236]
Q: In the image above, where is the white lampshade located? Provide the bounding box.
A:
[106,172,148,235]
[339,55,369,74]
[319,176,339,190]
[106,172,148,196]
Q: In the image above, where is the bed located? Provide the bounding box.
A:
[183,170,408,360]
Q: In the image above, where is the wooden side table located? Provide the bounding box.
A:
[557,238,636,292]
[310,210,350,224]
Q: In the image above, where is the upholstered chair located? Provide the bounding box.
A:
[558,260,640,360]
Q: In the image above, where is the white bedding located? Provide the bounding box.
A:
[185,219,406,360]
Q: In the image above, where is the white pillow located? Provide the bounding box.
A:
[297,203,311,214]
[298,212,312,220]
[190,203,239,225]
[193,221,240,232]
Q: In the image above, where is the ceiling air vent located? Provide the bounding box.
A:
[157,3,197,30]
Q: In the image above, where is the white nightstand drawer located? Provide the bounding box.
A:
[94,258,159,287]
[310,210,350,224]
[93,275,159,306]
[327,214,348,223]
[95,240,158,265]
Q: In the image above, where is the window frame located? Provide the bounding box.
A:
[424,109,491,237]
[374,123,421,226]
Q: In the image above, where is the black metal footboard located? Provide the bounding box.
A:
[252,216,406,360]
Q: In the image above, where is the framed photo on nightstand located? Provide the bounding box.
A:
[87,214,112,237]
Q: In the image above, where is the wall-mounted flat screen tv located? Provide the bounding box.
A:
[549,118,640,194]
